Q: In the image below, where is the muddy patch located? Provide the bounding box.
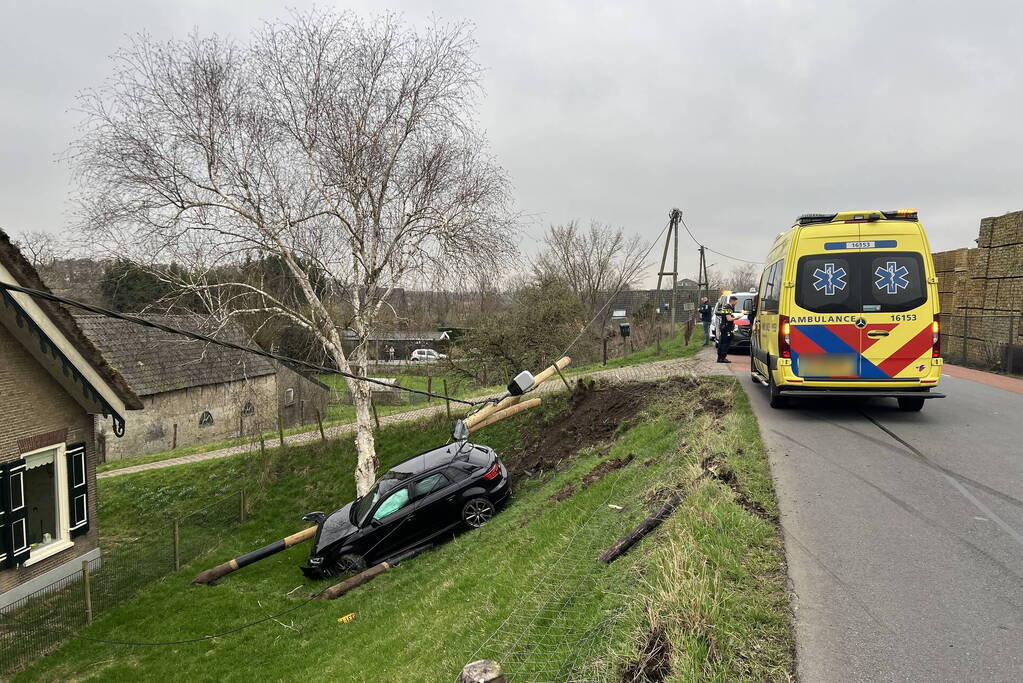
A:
[705,458,777,523]
[551,453,636,502]
[621,624,672,682]
[503,377,693,480]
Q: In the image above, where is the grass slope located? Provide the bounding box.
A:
[19,375,792,682]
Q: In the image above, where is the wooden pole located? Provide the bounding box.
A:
[172,423,178,450]
[464,357,569,429]
[81,560,93,625]
[277,412,285,448]
[443,379,451,419]
[602,338,608,366]
[173,519,181,571]
[315,562,390,600]
[315,407,326,442]
[470,398,541,432]
[372,400,381,430]
[553,364,572,392]
[192,526,317,585]
[427,375,433,403]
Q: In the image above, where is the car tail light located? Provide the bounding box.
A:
[779,315,791,358]
[932,314,940,358]
[482,462,500,481]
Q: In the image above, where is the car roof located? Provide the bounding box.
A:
[374,443,463,494]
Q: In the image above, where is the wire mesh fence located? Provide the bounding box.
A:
[0,488,245,676]
[941,313,1022,375]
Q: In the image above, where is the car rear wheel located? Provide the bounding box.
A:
[462,498,496,528]
[897,397,925,412]
[768,370,788,409]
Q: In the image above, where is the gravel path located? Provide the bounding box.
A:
[99,353,715,479]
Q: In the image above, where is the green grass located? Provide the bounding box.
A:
[16,374,793,682]
[568,328,703,375]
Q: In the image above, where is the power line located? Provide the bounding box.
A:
[0,281,483,406]
[556,217,675,359]
[677,214,763,265]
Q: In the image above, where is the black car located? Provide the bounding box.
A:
[301,442,511,578]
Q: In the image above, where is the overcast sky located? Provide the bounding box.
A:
[2,0,1021,283]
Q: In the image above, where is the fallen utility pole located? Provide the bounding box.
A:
[192,526,316,585]
[465,356,570,430]
[315,562,390,600]
[597,470,710,564]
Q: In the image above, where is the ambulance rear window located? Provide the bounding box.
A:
[796,252,927,313]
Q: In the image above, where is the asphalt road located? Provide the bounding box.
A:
[735,361,1023,681]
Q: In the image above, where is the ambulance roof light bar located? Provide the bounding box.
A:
[797,208,918,226]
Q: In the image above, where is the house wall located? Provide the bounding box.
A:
[0,322,99,596]
[98,374,279,462]
[276,365,330,429]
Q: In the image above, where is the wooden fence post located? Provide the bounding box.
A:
[81,560,93,625]
[602,338,608,366]
[372,400,381,430]
[277,412,286,448]
[443,379,451,419]
[427,375,433,403]
[173,519,181,571]
[172,423,178,450]
[259,436,271,483]
[459,660,505,683]
[315,407,326,442]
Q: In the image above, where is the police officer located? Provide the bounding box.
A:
[716,295,738,363]
[698,296,713,345]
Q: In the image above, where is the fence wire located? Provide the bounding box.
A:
[0,489,244,676]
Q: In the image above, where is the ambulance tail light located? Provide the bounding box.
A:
[779,315,791,358]
[931,314,940,357]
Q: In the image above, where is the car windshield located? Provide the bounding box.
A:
[353,486,381,526]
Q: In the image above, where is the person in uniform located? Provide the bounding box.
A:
[699,296,713,345]
[716,295,738,363]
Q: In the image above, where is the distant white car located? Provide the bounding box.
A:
[410,348,446,362]
[710,291,756,346]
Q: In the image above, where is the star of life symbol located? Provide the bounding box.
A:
[813,263,847,296]
[875,261,910,295]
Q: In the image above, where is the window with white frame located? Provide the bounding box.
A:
[21,445,72,565]
[284,388,295,406]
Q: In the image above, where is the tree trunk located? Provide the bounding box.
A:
[349,335,378,497]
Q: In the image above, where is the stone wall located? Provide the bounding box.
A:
[98,374,279,462]
[932,210,1023,365]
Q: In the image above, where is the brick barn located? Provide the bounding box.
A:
[75,315,330,462]
[0,230,142,608]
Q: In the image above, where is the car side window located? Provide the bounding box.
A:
[373,488,411,520]
[444,465,470,482]
[413,472,449,498]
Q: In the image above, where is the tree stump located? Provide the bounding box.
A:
[459,660,506,683]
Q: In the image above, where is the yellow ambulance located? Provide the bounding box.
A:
[750,209,944,411]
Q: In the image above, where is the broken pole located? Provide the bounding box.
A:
[192,526,317,585]
[315,562,390,600]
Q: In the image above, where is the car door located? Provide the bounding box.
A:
[361,485,420,559]
[408,471,461,539]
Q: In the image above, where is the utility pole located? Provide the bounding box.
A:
[656,209,682,331]
[697,245,709,303]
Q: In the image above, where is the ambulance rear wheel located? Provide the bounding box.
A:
[768,371,788,409]
[897,397,925,412]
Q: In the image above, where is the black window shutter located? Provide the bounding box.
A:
[2,460,30,568]
[65,443,89,537]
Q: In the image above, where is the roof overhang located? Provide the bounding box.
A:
[0,261,130,435]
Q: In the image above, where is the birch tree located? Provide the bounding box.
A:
[71,10,516,495]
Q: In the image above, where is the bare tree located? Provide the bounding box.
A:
[72,10,516,495]
[534,220,648,332]
[722,263,761,293]
[9,230,73,268]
